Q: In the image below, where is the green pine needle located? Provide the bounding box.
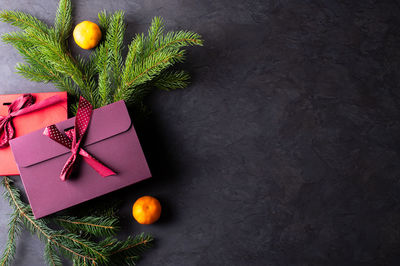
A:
[54,216,120,237]
[54,0,72,43]
[0,10,50,34]
[101,234,154,266]
[0,211,22,266]
[44,242,63,266]
[154,70,191,91]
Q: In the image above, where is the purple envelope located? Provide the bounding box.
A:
[10,100,151,219]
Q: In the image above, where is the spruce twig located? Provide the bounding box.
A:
[0,211,22,266]
[1,0,203,110]
[0,177,153,265]
[54,216,119,237]
[1,177,101,264]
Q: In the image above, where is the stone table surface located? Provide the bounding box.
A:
[1,0,400,265]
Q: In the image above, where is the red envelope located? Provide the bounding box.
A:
[0,92,68,175]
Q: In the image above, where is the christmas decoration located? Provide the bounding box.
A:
[0,0,203,264]
[12,98,151,219]
[132,196,162,225]
[0,0,203,113]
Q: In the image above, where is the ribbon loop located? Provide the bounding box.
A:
[44,97,116,181]
[0,94,63,148]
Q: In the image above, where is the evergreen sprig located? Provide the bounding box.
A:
[0,0,203,111]
[54,215,120,237]
[1,177,153,266]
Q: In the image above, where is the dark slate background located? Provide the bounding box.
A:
[1,0,400,265]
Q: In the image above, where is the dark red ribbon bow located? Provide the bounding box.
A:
[0,94,63,148]
[43,96,116,181]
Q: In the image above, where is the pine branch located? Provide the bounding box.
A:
[94,11,125,106]
[101,234,153,266]
[107,11,125,91]
[121,49,186,96]
[1,177,153,265]
[154,70,190,91]
[51,232,108,264]
[0,10,50,34]
[44,242,63,266]
[96,42,111,106]
[2,32,58,79]
[1,177,104,264]
[98,10,111,34]
[0,211,22,266]
[54,216,119,237]
[54,0,72,44]
[1,1,98,107]
[117,17,203,103]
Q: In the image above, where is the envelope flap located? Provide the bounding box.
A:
[10,100,132,167]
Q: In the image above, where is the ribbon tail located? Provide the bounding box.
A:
[60,154,77,181]
[0,120,14,148]
[79,148,116,177]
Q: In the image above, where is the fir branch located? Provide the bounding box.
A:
[54,216,119,237]
[51,233,108,264]
[106,11,125,90]
[101,234,153,266]
[53,75,78,97]
[15,63,55,82]
[44,242,63,266]
[96,42,111,106]
[0,211,22,266]
[121,49,186,96]
[154,70,190,91]
[1,177,153,266]
[1,177,101,264]
[150,30,203,57]
[98,10,111,34]
[2,32,58,79]
[118,17,202,103]
[54,0,72,43]
[0,10,50,34]
[116,33,144,101]
[144,17,164,58]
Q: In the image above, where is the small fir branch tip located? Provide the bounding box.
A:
[44,242,63,266]
[101,234,154,266]
[0,211,22,266]
[54,0,72,43]
[0,10,50,34]
[154,70,191,91]
[54,216,120,237]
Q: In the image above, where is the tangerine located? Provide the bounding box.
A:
[73,21,102,50]
[132,196,162,224]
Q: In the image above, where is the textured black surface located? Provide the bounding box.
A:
[1,0,400,265]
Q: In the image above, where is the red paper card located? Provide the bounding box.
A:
[0,92,68,175]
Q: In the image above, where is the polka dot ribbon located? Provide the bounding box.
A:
[43,96,116,181]
[0,94,64,148]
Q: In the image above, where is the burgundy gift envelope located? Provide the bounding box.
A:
[10,100,151,219]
